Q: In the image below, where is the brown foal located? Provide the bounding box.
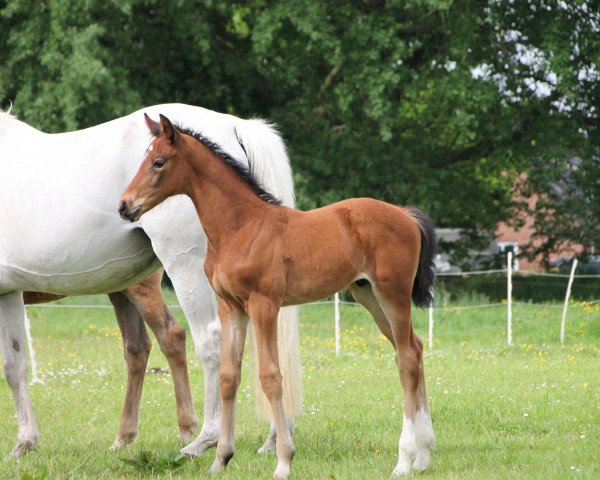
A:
[119,114,436,478]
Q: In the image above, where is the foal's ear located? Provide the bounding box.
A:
[159,114,179,145]
[144,113,161,137]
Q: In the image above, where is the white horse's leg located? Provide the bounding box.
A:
[0,292,39,457]
[173,273,222,457]
[142,200,222,456]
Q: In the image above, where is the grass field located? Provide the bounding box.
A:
[1,291,599,479]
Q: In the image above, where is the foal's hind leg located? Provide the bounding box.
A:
[123,271,198,444]
[108,291,153,449]
[352,280,434,475]
[0,292,39,457]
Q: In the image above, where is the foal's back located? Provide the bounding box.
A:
[261,198,422,305]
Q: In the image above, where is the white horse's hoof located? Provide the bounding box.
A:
[181,430,219,457]
[258,417,295,454]
[10,439,36,458]
[257,435,276,454]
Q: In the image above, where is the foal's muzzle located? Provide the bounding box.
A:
[119,200,142,222]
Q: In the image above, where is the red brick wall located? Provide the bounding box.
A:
[495,190,582,271]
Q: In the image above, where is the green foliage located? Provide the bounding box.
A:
[121,450,189,474]
[437,272,600,303]
[20,469,48,480]
[1,0,598,258]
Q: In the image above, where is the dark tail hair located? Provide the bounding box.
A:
[406,207,436,308]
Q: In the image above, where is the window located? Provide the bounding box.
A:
[498,242,520,271]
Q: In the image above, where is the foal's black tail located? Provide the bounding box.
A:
[406,207,436,308]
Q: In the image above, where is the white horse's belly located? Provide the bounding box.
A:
[0,225,159,295]
[0,128,161,295]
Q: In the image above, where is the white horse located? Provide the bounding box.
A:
[0,104,302,457]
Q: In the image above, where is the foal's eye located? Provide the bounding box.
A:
[152,159,166,169]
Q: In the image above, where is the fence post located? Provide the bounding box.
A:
[560,259,578,344]
[428,303,434,350]
[507,251,513,347]
[334,292,340,356]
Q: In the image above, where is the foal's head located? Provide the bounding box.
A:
[119,114,189,222]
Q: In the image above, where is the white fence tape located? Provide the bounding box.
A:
[23,265,596,360]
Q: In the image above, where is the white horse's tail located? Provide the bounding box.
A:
[235,119,295,208]
[235,118,303,419]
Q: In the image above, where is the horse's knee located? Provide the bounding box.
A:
[196,320,221,364]
[258,369,283,399]
[160,320,187,358]
[124,338,152,372]
[220,369,241,401]
[3,359,27,390]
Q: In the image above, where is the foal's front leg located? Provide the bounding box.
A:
[248,296,295,480]
[209,301,249,474]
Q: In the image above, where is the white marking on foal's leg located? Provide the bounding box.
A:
[393,414,417,476]
[413,407,435,472]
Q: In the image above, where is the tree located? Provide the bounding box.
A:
[0,1,258,130]
[2,0,598,266]
[246,0,599,258]
[483,0,599,264]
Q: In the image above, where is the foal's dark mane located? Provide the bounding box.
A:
[176,125,282,206]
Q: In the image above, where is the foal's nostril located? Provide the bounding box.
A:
[118,200,128,218]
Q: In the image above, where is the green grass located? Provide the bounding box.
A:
[1,292,599,479]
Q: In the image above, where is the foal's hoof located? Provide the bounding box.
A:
[109,440,125,451]
[177,414,199,444]
[208,458,225,475]
[392,454,415,476]
[109,432,136,450]
[413,449,432,472]
[178,425,197,445]
[273,463,291,480]
[392,464,411,476]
